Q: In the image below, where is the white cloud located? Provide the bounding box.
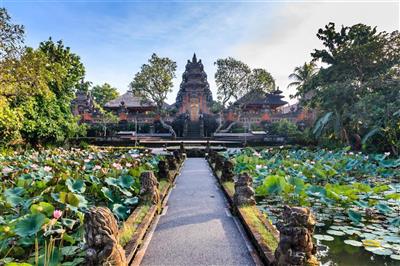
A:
[232,1,399,103]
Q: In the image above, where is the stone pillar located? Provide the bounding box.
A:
[233,173,255,206]
[274,206,319,266]
[140,171,160,204]
[84,207,127,266]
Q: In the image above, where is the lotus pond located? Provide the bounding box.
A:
[0,147,161,266]
[224,147,400,265]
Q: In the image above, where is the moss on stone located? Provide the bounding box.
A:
[239,205,279,251]
[222,181,235,197]
[120,204,151,247]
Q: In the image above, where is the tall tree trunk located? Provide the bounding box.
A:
[159,116,176,139]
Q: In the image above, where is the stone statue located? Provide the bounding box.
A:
[274,206,319,266]
[233,172,256,206]
[84,207,127,266]
[214,154,224,173]
[166,154,177,171]
[221,159,234,182]
[140,171,160,204]
[173,150,182,164]
[157,159,169,180]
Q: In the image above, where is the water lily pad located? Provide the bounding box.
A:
[390,254,400,260]
[362,239,381,247]
[314,234,334,241]
[383,235,400,244]
[344,240,363,247]
[365,247,393,256]
[327,230,345,236]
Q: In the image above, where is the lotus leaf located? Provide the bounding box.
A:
[14,213,47,237]
[66,179,86,194]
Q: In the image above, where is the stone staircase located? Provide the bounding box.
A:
[186,121,201,138]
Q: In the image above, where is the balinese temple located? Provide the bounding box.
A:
[71,53,315,138]
[71,90,100,123]
[173,54,216,137]
[103,91,157,123]
[175,54,213,121]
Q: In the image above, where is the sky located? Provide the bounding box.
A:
[2,0,399,104]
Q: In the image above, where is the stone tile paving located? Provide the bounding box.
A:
[140,158,256,266]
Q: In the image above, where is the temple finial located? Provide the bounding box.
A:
[192,53,197,63]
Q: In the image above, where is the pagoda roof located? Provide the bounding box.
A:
[104,91,155,109]
[233,89,287,108]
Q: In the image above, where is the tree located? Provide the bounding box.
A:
[91,83,119,106]
[248,68,276,93]
[288,62,318,99]
[129,53,177,137]
[214,57,251,108]
[305,22,400,153]
[0,8,24,61]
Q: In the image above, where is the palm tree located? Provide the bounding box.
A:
[287,62,318,95]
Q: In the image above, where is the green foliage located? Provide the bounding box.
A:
[214,58,275,108]
[130,53,176,111]
[300,22,400,154]
[0,10,86,148]
[0,8,25,60]
[90,83,119,106]
[0,147,160,264]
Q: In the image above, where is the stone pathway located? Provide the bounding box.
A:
[139,158,256,266]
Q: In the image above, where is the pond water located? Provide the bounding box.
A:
[315,227,400,266]
[257,198,400,266]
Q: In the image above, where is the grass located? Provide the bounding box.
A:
[119,204,151,247]
[159,179,169,192]
[239,205,279,251]
[222,181,235,197]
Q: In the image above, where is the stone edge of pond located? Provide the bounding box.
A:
[121,160,185,264]
[207,158,279,265]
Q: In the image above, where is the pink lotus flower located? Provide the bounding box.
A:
[44,166,52,172]
[1,167,13,175]
[31,164,39,170]
[53,210,62,219]
[112,163,123,170]
[93,165,102,171]
[126,163,132,168]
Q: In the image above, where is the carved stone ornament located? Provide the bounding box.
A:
[84,207,127,266]
[274,206,319,266]
[221,159,234,182]
[157,159,169,180]
[140,171,160,204]
[233,172,256,206]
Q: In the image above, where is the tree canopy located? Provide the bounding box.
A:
[214,57,275,108]
[0,9,86,146]
[130,53,177,111]
[91,83,119,106]
[301,23,400,154]
[129,53,177,136]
